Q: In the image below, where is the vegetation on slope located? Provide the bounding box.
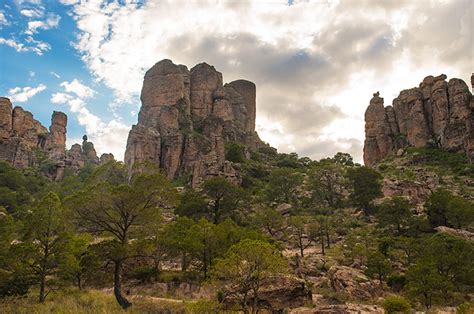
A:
[0,148,473,313]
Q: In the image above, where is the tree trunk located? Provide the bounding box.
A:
[242,291,249,314]
[114,260,132,309]
[325,227,330,248]
[320,233,325,255]
[76,273,82,290]
[299,237,304,258]
[181,253,187,272]
[213,198,220,224]
[39,272,46,303]
[252,289,259,314]
[39,236,49,303]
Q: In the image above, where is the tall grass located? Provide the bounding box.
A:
[0,289,188,314]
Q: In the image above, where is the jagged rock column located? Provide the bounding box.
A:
[125,59,266,186]
[364,74,474,166]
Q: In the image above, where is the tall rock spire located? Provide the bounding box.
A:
[125,59,266,186]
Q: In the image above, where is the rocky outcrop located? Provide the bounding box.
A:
[222,275,311,312]
[0,97,64,177]
[290,304,384,314]
[0,97,107,179]
[125,59,266,186]
[364,74,474,166]
[435,226,474,242]
[327,266,378,300]
[64,136,103,171]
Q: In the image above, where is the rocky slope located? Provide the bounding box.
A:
[125,59,267,187]
[364,73,474,166]
[0,97,111,179]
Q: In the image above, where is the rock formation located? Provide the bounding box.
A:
[0,97,65,179]
[0,97,111,179]
[364,74,474,166]
[125,59,266,186]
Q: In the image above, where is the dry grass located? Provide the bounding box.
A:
[0,289,189,314]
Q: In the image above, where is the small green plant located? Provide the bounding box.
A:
[225,142,246,163]
[382,295,411,313]
[456,302,473,314]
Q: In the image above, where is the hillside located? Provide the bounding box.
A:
[0,64,473,313]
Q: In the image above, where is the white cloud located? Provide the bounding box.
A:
[8,84,46,103]
[0,11,8,26]
[14,0,42,5]
[59,0,79,5]
[50,71,61,78]
[0,36,50,55]
[51,92,73,104]
[52,81,128,159]
[20,8,43,18]
[60,79,95,98]
[0,38,28,52]
[67,0,473,162]
[25,13,60,34]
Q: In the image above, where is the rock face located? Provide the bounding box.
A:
[327,266,378,300]
[364,74,474,166]
[125,60,266,186]
[0,97,65,178]
[0,97,110,179]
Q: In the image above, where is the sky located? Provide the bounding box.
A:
[0,0,472,163]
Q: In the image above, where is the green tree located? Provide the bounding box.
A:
[68,172,177,309]
[202,177,241,224]
[225,142,246,163]
[253,207,286,240]
[0,206,31,297]
[425,188,451,228]
[376,197,412,235]
[405,262,450,309]
[288,216,313,257]
[404,234,474,308]
[308,161,345,208]
[20,192,72,303]
[346,166,382,215]
[332,152,354,166]
[175,189,208,219]
[160,216,196,271]
[264,168,303,204]
[446,196,474,229]
[211,239,288,314]
[58,233,98,290]
[365,250,392,288]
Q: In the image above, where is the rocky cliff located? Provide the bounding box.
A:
[363,73,474,166]
[125,59,266,186]
[0,97,112,179]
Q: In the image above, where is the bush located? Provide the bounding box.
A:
[225,143,245,163]
[387,274,406,292]
[129,267,158,283]
[457,302,472,314]
[382,295,411,313]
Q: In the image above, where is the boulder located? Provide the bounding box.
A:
[222,275,311,312]
[290,304,383,314]
[327,266,378,301]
